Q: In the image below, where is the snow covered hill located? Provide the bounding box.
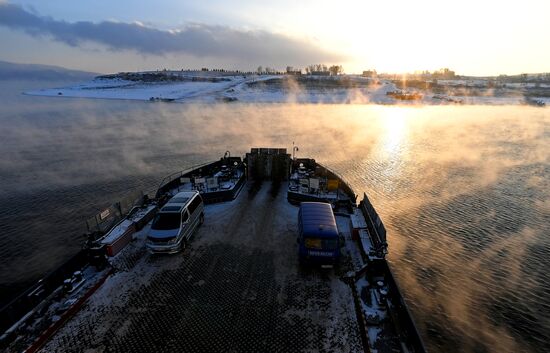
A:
[23,71,547,106]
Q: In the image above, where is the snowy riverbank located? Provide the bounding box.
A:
[24,72,548,106]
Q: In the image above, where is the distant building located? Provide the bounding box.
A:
[362,70,377,78]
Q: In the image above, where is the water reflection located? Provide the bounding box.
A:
[380,107,408,156]
[373,107,410,196]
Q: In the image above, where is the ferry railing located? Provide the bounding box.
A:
[360,192,387,254]
[317,162,358,203]
[319,162,387,253]
[85,190,145,234]
[155,161,216,198]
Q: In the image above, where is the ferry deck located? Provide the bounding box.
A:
[38,181,367,353]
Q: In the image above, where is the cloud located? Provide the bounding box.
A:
[0,2,344,67]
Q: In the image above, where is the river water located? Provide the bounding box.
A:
[0,80,549,352]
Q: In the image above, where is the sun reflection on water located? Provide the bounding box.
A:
[369,107,412,187]
[380,107,409,156]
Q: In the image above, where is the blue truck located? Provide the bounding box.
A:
[297,202,340,266]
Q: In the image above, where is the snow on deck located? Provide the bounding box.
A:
[337,216,364,270]
[100,219,134,244]
[39,182,363,353]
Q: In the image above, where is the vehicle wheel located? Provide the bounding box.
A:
[199,213,205,225]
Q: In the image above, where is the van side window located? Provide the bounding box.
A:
[182,211,189,223]
[187,196,201,214]
[188,197,197,214]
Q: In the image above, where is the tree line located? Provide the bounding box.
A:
[255,64,344,75]
[304,64,343,76]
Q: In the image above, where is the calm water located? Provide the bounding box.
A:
[0,80,549,352]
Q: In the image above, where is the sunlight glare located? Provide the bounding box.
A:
[381,108,408,156]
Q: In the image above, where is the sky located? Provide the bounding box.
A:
[0,0,549,75]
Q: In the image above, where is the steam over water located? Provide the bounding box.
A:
[1,81,549,353]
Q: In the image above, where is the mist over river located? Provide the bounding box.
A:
[0,80,549,353]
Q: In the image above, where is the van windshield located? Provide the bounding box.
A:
[151,213,181,230]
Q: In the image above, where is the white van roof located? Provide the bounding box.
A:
[161,191,199,213]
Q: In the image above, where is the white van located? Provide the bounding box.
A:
[146,191,204,253]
